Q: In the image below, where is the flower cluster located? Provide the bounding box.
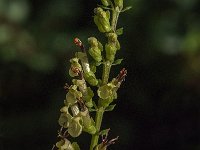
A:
[53,0,130,149]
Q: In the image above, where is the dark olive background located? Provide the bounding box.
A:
[0,0,200,149]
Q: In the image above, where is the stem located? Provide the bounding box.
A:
[89,62,111,150]
[89,107,104,150]
[90,5,120,150]
[111,7,120,32]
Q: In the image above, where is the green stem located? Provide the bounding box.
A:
[89,107,104,150]
[90,5,120,150]
[89,62,111,150]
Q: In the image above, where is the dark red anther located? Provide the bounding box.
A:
[74,37,85,52]
[116,68,127,83]
[74,38,82,47]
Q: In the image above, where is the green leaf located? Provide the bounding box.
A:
[112,58,123,65]
[116,27,123,35]
[121,6,132,12]
[99,128,110,136]
[105,104,116,111]
[88,108,97,112]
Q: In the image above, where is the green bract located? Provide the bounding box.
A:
[84,71,98,86]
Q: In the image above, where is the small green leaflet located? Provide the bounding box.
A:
[105,104,116,111]
[116,28,123,35]
[99,128,110,136]
[121,6,132,12]
[112,59,123,65]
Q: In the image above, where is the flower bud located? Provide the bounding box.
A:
[114,0,123,9]
[107,33,120,50]
[79,109,96,134]
[101,0,110,6]
[84,87,94,108]
[88,37,103,62]
[88,37,98,47]
[84,71,98,86]
[94,8,111,33]
[105,43,117,62]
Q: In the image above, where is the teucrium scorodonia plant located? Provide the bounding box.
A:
[53,0,131,149]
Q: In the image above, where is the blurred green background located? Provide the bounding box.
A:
[0,0,200,149]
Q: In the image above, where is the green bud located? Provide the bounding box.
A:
[94,8,111,32]
[88,37,98,47]
[107,33,117,43]
[105,43,117,62]
[84,71,98,86]
[94,16,106,33]
[56,139,74,150]
[114,0,123,9]
[79,109,96,134]
[68,117,83,137]
[101,0,110,6]
[84,87,94,108]
[89,47,102,62]
[107,33,120,50]
[90,62,96,73]
[88,37,103,62]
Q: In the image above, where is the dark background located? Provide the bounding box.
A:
[0,0,200,149]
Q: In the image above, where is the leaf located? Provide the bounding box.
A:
[105,104,116,111]
[116,28,123,35]
[121,6,132,12]
[99,128,110,136]
[88,108,97,112]
[112,59,123,65]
